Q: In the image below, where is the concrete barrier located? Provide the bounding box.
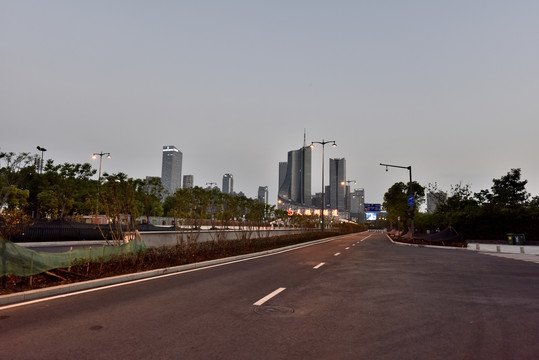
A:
[467,243,539,255]
[138,229,309,248]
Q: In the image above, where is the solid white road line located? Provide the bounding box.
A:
[254,287,286,306]
[313,262,325,269]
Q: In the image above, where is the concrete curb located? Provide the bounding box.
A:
[1,234,352,307]
[386,234,539,255]
[386,234,467,251]
[466,243,539,255]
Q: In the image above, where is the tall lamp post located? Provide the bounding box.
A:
[36,146,47,174]
[341,180,356,220]
[380,163,414,235]
[310,139,337,232]
[92,152,111,181]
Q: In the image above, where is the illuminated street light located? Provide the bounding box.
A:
[310,140,337,232]
[206,182,217,189]
[36,146,47,174]
[341,179,356,220]
[92,152,111,181]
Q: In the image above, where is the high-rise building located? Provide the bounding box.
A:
[350,188,365,222]
[222,174,233,194]
[427,191,447,214]
[161,145,183,195]
[278,147,311,207]
[183,175,194,189]
[258,186,269,204]
[278,162,288,202]
[329,158,346,211]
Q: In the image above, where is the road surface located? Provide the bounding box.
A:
[1,231,538,359]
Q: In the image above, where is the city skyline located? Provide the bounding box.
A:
[3,2,539,205]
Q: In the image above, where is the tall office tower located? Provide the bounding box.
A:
[278,162,289,206]
[222,174,233,194]
[278,147,312,206]
[258,186,269,204]
[161,145,183,195]
[183,175,194,189]
[329,158,346,211]
[350,188,365,221]
[427,191,447,214]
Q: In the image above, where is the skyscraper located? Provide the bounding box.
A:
[222,174,233,194]
[258,186,269,204]
[278,147,311,207]
[183,175,194,189]
[161,145,182,195]
[350,188,365,221]
[329,158,346,211]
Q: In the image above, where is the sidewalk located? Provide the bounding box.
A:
[467,243,539,255]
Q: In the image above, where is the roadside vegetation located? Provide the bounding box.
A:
[382,168,539,241]
[0,223,364,295]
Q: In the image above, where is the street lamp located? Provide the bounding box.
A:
[341,180,356,220]
[92,152,111,181]
[36,146,47,174]
[310,139,337,232]
[380,163,414,235]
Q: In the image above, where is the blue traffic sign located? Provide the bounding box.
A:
[364,203,382,212]
[407,195,415,207]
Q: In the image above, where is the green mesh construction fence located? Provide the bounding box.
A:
[0,237,146,277]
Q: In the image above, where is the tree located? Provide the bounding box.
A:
[135,177,165,218]
[34,161,97,219]
[100,173,138,242]
[383,181,425,230]
[486,168,529,208]
[0,152,36,213]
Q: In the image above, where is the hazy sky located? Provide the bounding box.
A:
[2,1,538,205]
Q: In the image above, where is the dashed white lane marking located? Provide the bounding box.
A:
[313,262,325,269]
[345,247,350,250]
[334,252,341,256]
[254,287,286,306]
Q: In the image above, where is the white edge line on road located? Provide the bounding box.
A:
[313,262,325,269]
[253,287,286,306]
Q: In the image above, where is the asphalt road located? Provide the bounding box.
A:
[1,232,538,359]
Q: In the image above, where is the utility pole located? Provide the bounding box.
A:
[380,163,414,236]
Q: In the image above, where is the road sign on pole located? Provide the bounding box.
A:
[364,203,382,212]
[407,195,415,207]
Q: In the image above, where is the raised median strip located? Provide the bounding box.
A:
[0,234,355,308]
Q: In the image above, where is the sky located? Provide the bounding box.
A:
[2,1,538,205]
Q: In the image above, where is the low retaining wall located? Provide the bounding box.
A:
[138,229,309,248]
